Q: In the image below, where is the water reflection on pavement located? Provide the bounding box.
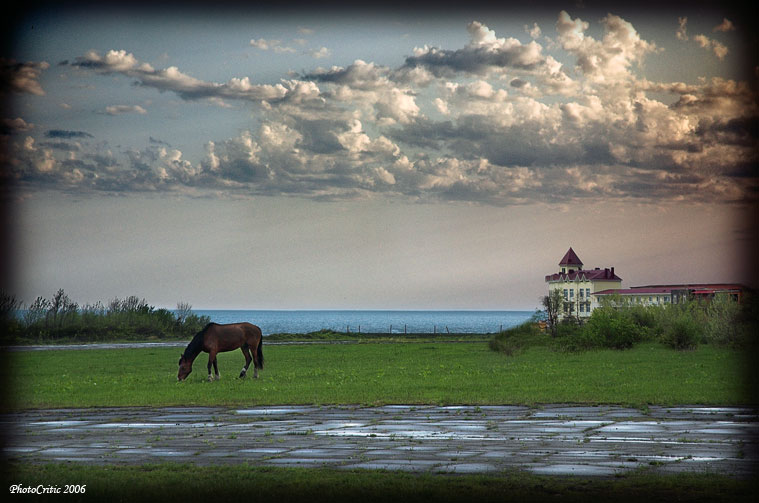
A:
[3,404,757,477]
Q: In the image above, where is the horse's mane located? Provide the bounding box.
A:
[182,323,216,360]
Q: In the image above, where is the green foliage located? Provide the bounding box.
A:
[541,289,563,337]
[489,322,547,356]
[547,294,757,353]
[660,312,702,350]
[704,294,744,346]
[9,289,210,343]
[584,307,645,349]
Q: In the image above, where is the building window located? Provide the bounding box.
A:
[563,289,568,300]
[586,288,590,298]
[570,289,574,299]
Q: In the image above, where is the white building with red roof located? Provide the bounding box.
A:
[545,247,622,319]
[595,284,747,306]
[546,248,750,319]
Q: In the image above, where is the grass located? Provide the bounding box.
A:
[4,463,755,503]
[5,341,755,409]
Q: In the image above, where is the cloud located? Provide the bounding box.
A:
[104,105,147,115]
[676,17,730,60]
[250,38,297,54]
[676,17,688,41]
[45,130,94,139]
[69,50,293,104]
[309,47,331,59]
[1,117,34,134]
[403,21,551,77]
[8,12,758,207]
[713,18,735,32]
[693,34,729,60]
[0,58,49,96]
[556,11,658,82]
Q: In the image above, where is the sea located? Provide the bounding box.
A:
[193,310,534,336]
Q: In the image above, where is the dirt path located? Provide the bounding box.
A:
[3,404,757,476]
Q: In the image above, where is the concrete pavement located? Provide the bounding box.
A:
[3,404,757,477]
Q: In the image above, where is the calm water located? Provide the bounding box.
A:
[194,310,533,335]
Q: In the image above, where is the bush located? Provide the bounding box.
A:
[489,322,546,356]
[661,313,702,350]
[10,290,211,343]
[557,308,644,351]
[704,294,742,346]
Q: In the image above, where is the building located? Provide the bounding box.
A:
[544,248,622,319]
[545,248,750,319]
[595,284,749,306]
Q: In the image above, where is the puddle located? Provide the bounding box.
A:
[528,464,620,476]
[435,463,499,473]
[235,407,315,415]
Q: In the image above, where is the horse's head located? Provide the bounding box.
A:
[177,354,193,381]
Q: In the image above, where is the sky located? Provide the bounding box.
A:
[1,1,757,311]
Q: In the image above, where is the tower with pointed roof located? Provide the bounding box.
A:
[545,248,622,319]
[559,247,583,275]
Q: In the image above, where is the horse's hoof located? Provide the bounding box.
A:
[239,373,246,379]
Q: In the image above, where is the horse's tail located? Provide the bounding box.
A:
[256,336,264,370]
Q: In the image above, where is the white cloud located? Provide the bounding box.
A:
[250,38,296,54]
[713,18,735,32]
[10,12,757,206]
[3,117,34,132]
[1,58,49,96]
[309,47,331,59]
[557,11,658,83]
[104,105,147,115]
[676,17,688,41]
[693,34,729,60]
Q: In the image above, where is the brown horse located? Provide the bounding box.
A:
[178,322,264,382]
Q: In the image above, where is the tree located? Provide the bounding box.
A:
[176,302,193,324]
[541,289,563,338]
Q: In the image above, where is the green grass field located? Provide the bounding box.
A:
[6,341,755,409]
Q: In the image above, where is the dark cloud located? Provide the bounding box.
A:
[45,130,93,139]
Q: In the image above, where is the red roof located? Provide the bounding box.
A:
[595,288,670,295]
[559,247,583,266]
[545,268,622,282]
[595,284,748,296]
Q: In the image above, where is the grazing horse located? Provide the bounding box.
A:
[178,322,264,382]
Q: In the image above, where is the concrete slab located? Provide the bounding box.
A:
[3,405,757,476]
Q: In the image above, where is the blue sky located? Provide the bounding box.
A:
[2,2,757,310]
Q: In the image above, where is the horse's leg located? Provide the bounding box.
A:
[213,357,220,380]
[239,346,252,378]
[207,351,217,382]
[251,340,260,379]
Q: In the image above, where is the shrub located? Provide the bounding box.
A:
[661,313,702,350]
[489,322,545,356]
[11,290,211,343]
[581,308,644,350]
[704,294,742,346]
